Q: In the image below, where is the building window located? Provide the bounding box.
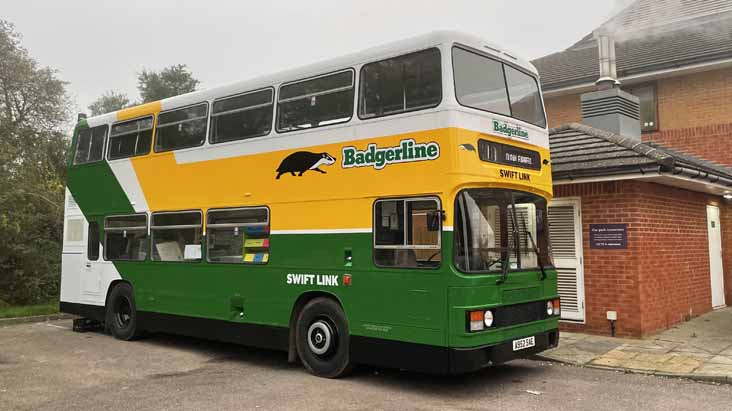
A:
[87,221,100,261]
[108,117,153,160]
[373,197,441,268]
[104,214,148,261]
[155,103,208,152]
[359,48,442,119]
[150,211,202,262]
[74,125,108,165]
[627,83,658,132]
[277,70,354,132]
[210,89,273,144]
[206,207,270,264]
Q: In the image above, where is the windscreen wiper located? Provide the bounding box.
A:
[525,230,547,281]
[497,196,521,285]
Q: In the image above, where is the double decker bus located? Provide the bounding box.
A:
[61,31,559,378]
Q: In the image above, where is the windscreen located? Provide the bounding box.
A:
[454,188,552,273]
[452,47,546,128]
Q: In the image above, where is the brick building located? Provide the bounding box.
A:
[532,0,732,336]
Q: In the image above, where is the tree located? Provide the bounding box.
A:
[88,90,130,116]
[0,20,70,305]
[137,64,199,103]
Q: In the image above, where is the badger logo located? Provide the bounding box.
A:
[276,151,336,179]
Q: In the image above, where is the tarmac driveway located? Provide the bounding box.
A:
[1,320,731,410]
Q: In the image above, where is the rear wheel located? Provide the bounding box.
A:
[295,298,351,378]
[106,282,142,341]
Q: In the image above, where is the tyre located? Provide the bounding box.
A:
[106,282,143,341]
[295,297,352,378]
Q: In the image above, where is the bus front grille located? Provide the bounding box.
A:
[493,301,548,328]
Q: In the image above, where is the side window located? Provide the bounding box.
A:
[108,117,153,160]
[151,211,202,262]
[373,198,441,268]
[74,125,108,165]
[207,207,270,264]
[104,214,148,261]
[277,70,354,132]
[155,103,208,152]
[626,83,658,132]
[359,48,442,119]
[87,221,100,261]
[210,89,273,143]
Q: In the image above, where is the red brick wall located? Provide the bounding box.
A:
[555,181,642,337]
[642,124,732,167]
[635,183,713,336]
[721,203,732,303]
[543,68,732,166]
[554,181,724,337]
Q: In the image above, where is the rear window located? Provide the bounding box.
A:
[359,48,442,119]
[74,125,108,165]
[452,47,546,128]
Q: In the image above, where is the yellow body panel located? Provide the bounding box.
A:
[124,126,551,231]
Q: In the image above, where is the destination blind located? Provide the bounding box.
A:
[477,139,542,170]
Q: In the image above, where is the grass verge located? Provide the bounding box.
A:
[0,302,59,319]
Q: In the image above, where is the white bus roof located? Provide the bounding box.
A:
[85,31,537,125]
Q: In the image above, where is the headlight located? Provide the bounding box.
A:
[546,301,554,316]
[484,310,494,327]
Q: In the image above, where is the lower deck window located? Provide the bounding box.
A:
[105,214,148,261]
[206,207,270,264]
[373,198,441,268]
[151,211,202,262]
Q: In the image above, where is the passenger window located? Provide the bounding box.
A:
[74,125,108,165]
[150,211,202,262]
[206,207,269,264]
[359,48,442,119]
[87,221,100,261]
[373,198,441,268]
[211,89,273,143]
[277,70,354,132]
[104,214,148,261]
[108,117,153,160]
[155,103,208,152]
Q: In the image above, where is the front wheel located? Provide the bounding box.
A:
[106,282,143,341]
[295,298,352,378]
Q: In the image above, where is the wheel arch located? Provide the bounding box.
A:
[287,291,345,363]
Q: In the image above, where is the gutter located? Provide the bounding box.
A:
[541,57,732,97]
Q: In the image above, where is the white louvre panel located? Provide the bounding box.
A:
[548,206,576,259]
[67,194,79,212]
[557,267,580,313]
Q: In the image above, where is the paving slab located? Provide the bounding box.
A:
[537,307,732,383]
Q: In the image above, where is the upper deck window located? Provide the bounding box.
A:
[155,103,208,152]
[108,116,153,160]
[277,70,354,132]
[359,48,441,119]
[74,125,108,165]
[452,47,546,128]
[210,89,273,143]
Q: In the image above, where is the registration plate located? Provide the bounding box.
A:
[512,336,536,351]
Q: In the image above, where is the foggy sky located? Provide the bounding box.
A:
[5,0,634,118]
